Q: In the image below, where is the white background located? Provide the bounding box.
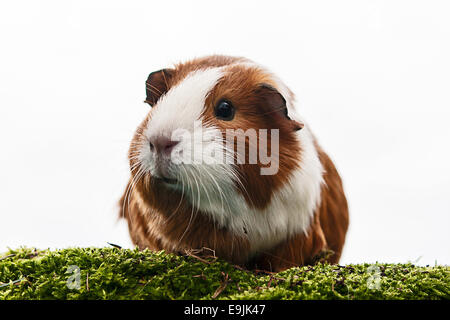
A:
[1,0,449,266]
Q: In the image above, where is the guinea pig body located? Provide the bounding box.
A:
[119,55,349,272]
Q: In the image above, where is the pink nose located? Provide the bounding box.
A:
[149,136,179,156]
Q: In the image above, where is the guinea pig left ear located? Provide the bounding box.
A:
[256,84,304,131]
[145,68,175,106]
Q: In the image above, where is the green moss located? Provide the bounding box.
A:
[0,247,448,300]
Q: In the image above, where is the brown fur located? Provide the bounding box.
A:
[119,55,349,272]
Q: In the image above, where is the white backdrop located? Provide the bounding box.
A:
[1,0,449,266]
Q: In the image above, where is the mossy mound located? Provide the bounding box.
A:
[0,247,448,300]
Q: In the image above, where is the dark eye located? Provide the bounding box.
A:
[214,100,235,121]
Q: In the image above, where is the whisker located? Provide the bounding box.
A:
[165,167,187,222]
[177,167,195,245]
[124,166,146,226]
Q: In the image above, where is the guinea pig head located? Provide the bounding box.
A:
[129,57,305,217]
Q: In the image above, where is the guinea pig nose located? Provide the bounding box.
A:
[149,136,179,156]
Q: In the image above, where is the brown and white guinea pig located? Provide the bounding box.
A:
[119,55,349,272]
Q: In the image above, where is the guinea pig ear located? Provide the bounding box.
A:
[256,84,304,131]
[145,68,175,106]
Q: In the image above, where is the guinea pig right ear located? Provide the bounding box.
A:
[256,84,304,131]
[145,68,175,106]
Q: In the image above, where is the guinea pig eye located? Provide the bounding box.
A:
[214,100,235,121]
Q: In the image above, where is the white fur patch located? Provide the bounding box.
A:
[139,68,225,176]
[145,68,224,139]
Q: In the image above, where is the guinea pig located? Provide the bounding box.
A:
[119,55,349,272]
